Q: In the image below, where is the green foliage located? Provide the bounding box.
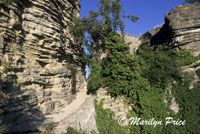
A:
[71,0,138,95]
[130,86,168,134]
[101,35,169,133]
[103,42,193,96]
[137,47,200,88]
[196,68,200,78]
[163,75,200,134]
[66,127,86,134]
[102,42,199,133]
[185,0,200,4]
[94,99,128,134]
[176,48,198,66]
[70,0,138,63]
[70,16,86,44]
[138,46,181,88]
[102,33,150,99]
[87,60,102,94]
[81,1,199,134]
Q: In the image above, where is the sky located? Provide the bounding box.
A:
[80,0,185,36]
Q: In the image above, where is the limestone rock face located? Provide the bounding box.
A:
[0,0,91,133]
[123,33,141,54]
[165,3,200,56]
[142,3,200,56]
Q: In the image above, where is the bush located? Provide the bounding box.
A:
[138,46,181,88]
[103,33,139,97]
[176,49,197,66]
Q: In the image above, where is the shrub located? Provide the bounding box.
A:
[176,49,196,66]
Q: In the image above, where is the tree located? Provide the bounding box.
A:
[87,60,102,94]
[70,0,138,94]
[70,0,138,64]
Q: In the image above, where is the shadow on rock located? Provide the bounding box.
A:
[0,79,45,134]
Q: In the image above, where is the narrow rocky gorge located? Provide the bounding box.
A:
[0,1,200,134]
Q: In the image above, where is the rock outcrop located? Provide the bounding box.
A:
[123,33,141,54]
[165,3,200,56]
[142,2,200,56]
[0,0,94,133]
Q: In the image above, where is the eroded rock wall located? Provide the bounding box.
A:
[165,3,200,56]
[0,0,87,133]
[142,3,200,56]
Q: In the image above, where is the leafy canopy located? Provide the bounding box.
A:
[70,0,138,63]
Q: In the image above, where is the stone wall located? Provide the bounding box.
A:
[0,0,87,133]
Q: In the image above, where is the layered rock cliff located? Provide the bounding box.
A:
[0,0,90,133]
[142,2,200,56]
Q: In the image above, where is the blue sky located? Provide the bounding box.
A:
[80,0,185,36]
